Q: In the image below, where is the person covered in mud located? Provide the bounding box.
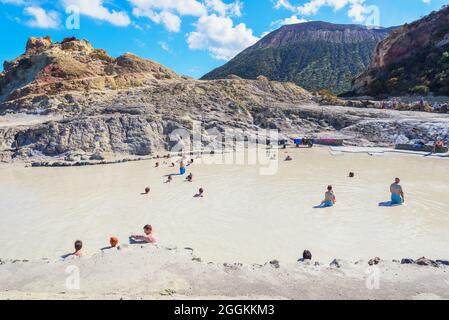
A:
[129,225,158,244]
[194,188,204,198]
[73,240,83,257]
[390,178,405,205]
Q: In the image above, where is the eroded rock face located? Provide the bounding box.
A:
[352,6,449,96]
[0,36,180,103]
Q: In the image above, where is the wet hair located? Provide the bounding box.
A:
[74,240,83,251]
[110,237,119,247]
[143,224,153,232]
[327,185,333,191]
[303,250,312,260]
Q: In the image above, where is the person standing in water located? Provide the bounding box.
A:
[390,178,405,205]
[321,185,336,207]
[180,160,186,175]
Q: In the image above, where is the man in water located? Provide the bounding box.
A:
[321,185,336,207]
[130,225,158,244]
[390,178,405,205]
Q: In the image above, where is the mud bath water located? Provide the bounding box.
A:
[0,148,448,263]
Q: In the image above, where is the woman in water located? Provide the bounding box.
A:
[320,185,336,207]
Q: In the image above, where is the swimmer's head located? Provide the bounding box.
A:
[144,224,153,234]
[74,240,83,251]
[303,250,312,260]
[110,237,119,248]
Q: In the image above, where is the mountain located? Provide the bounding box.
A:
[0,36,179,103]
[201,21,393,94]
[351,5,449,97]
[1,37,447,164]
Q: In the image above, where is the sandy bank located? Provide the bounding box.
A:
[1,245,448,300]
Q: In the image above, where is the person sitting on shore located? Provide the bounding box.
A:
[390,178,405,205]
[434,140,445,153]
[320,185,336,207]
[74,240,83,257]
[186,173,193,182]
[129,225,158,244]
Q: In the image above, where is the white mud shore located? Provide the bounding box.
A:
[0,245,448,300]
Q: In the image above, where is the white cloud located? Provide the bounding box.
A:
[24,6,60,29]
[0,0,26,4]
[61,0,131,26]
[271,15,308,28]
[158,41,173,53]
[205,0,242,17]
[187,14,259,60]
[273,0,371,23]
[129,0,207,32]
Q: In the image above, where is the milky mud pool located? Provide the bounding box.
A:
[0,147,448,264]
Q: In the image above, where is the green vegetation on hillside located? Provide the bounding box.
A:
[202,39,384,94]
[361,43,449,97]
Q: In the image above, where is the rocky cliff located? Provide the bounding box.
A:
[351,5,449,97]
[202,22,393,94]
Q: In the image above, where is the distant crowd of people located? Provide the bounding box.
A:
[376,99,449,113]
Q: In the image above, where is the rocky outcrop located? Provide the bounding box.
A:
[0,36,179,103]
[351,5,449,97]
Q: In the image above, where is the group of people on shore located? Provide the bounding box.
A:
[377,99,449,113]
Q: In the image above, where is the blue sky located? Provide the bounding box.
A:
[0,0,448,78]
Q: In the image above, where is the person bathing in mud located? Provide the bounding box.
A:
[194,188,204,198]
[390,178,405,205]
[73,240,83,257]
[321,185,336,207]
[129,225,158,244]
